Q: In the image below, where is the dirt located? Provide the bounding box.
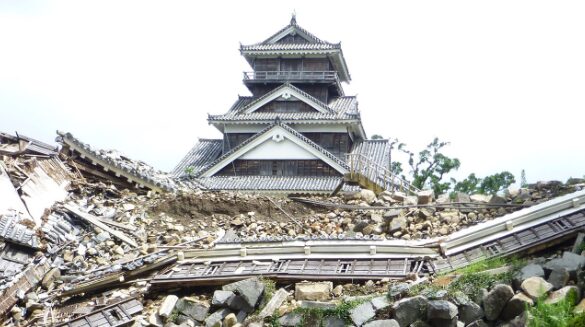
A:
[149,192,324,223]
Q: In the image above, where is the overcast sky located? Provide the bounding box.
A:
[1,1,584,185]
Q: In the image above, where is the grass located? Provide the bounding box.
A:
[453,256,525,275]
[528,290,584,327]
[256,277,277,315]
[290,298,369,327]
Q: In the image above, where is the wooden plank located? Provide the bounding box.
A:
[64,204,137,248]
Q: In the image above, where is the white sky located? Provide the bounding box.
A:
[1,1,584,184]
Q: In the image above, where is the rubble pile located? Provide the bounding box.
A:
[1,130,585,326]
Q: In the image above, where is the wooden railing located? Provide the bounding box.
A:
[345,153,420,194]
[243,71,339,82]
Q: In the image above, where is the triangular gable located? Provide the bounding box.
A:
[240,84,332,114]
[198,124,348,178]
[262,17,327,45]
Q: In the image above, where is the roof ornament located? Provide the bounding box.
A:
[290,11,297,25]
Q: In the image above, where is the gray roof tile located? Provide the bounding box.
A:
[196,176,359,193]
[171,139,223,178]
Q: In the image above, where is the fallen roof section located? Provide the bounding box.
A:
[57,131,176,193]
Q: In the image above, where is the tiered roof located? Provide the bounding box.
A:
[239,16,351,82]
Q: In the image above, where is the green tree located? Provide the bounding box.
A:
[454,173,481,194]
[403,138,461,195]
[371,134,384,140]
[454,171,516,195]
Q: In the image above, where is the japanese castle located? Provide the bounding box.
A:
[173,16,412,194]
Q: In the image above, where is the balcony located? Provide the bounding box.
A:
[243,71,339,83]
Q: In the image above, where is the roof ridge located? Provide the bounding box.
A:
[237,83,333,114]
[196,121,348,177]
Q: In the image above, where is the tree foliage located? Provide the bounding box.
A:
[371,134,384,140]
[454,171,516,195]
[403,138,461,195]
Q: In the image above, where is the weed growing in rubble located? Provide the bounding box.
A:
[292,298,368,326]
[454,256,525,275]
[449,271,513,300]
[528,290,582,327]
[256,277,277,313]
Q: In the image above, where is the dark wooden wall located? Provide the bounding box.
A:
[253,58,331,72]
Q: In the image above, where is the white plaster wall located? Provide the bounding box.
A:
[240,137,318,160]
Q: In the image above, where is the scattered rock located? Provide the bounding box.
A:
[548,267,570,290]
[393,296,428,327]
[544,285,580,305]
[223,313,237,327]
[158,295,178,318]
[521,277,553,300]
[483,284,514,321]
[223,277,265,308]
[176,298,209,322]
[295,281,332,301]
[278,313,302,326]
[513,264,545,288]
[204,308,230,327]
[212,290,234,306]
[427,300,458,320]
[417,190,435,205]
[350,301,376,326]
[501,292,533,321]
[459,301,484,324]
[363,320,400,327]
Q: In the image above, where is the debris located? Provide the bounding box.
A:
[258,288,288,318]
[295,281,332,301]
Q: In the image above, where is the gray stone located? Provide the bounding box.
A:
[427,300,458,320]
[466,320,489,327]
[175,299,209,322]
[458,301,484,324]
[389,217,407,233]
[500,311,528,327]
[410,322,431,327]
[427,317,458,327]
[350,301,376,326]
[236,310,247,322]
[41,267,61,289]
[383,209,402,219]
[393,296,428,327]
[548,267,570,290]
[212,290,234,306]
[488,195,506,205]
[417,190,435,205]
[371,296,391,310]
[363,319,399,327]
[361,189,377,204]
[299,301,336,310]
[174,314,195,326]
[403,196,418,206]
[453,192,470,203]
[226,295,254,313]
[483,284,514,321]
[501,292,533,321]
[295,281,332,301]
[278,313,302,326]
[222,277,265,308]
[513,264,545,289]
[258,288,288,318]
[521,276,553,300]
[451,291,470,306]
[544,285,580,305]
[388,283,410,299]
[391,192,406,202]
[204,308,230,327]
[323,316,346,327]
[158,295,178,318]
[544,251,585,276]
